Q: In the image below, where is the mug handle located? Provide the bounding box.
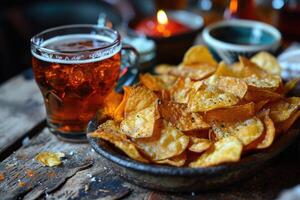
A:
[116,44,139,92]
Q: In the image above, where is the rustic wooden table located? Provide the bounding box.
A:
[0,69,300,200]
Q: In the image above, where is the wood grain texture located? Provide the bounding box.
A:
[0,129,131,200]
[0,70,45,154]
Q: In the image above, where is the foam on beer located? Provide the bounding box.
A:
[32,34,121,64]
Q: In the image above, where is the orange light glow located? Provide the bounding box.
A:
[229,0,238,13]
[157,10,168,25]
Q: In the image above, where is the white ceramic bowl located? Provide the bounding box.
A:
[203,19,281,63]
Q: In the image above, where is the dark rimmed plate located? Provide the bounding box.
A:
[87,118,299,192]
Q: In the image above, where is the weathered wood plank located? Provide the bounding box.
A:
[0,69,45,155]
[0,129,131,200]
[1,128,300,200]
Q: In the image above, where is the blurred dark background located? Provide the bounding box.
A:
[0,0,156,83]
[0,0,298,83]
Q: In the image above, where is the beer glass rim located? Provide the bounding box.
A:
[30,24,121,54]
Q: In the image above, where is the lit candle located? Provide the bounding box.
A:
[135,10,191,38]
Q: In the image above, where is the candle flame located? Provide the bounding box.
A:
[229,0,238,13]
[157,10,168,25]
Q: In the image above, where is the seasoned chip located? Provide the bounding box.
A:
[276,111,300,133]
[170,78,203,104]
[205,75,248,98]
[189,136,243,167]
[183,45,217,67]
[102,91,123,118]
[97,120,122,135]
[156,74,177,89]
[155,64,174,74]
[283,78,300,95]
[254,100,269,113]
[238,57,281,89]
[139,73,166,91]
[91,131,148,163]
[120,102,160,138]
[114,86,131,121]
[251,51,281,75]
[124,85,158,116]
[188,85,239,112]
[206,102,255,123]
[215,61,236,77]
[189,137,212,153]
[256,110,276,149]
[169,65,216,80]
[158,101,210,131]
[35,152,65,167]
[239,56,268,77]
[244,74,281,89]
[212,117,264,146]
[268,97,300,122]
[244,88,283,103]
[170,78,190,104]
[155,152,186,167]
[135,121,189,160]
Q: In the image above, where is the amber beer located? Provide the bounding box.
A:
[31,25,131,141]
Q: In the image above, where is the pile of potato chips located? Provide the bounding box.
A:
[90,45,300,168]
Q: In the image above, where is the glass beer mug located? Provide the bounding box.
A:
[31,25,138,142]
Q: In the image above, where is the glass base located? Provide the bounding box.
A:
[48,122,87,143]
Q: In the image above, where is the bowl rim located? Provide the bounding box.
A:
[87,118,299,176]
[202,19,281,51]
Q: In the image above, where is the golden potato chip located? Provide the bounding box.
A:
[170,78,203,104]
[124,85,158,116]
[155,152,186,167]
[135,121,189,160]
[276,111,300,133]
[91,131,148,163]
[139,73,166,91]
[189,136,243,167]
[254,100,269,113]
[212,117,264,146]
[244,88,283,103]
[158,101,209,131]
[155,64,174,74]
[244,74,281,89]
[188,85,239,112]
[35,152,65,167]
[215,62,236,77]
[183,45,217,67]
[168,65,215,81]
[251,51,281,75]
[102,91,123,118]
[96,120,123,135]
[189,137,212,153]
[205,75,248,98]
[205,102,255,123]
[114,86,131,121]
[283,78,300,95]
[120,102,160,138]
[268,97,300,122]
[170,78,189,104]
[156,74,177,89]
[256,110,276,149]
[239,56,267,77]
[237,57,281,89]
